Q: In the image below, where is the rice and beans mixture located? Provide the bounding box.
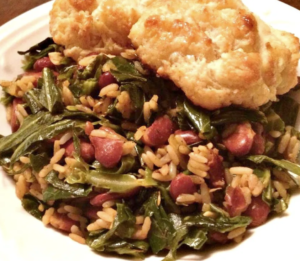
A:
[1,38,300,260]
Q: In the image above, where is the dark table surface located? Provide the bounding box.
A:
[0,0,299,26]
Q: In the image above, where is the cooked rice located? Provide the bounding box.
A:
[122,141,136,155]
[229,167,253,175]
[42,208,55,225]
[19,156,30,164]
[38,204,45,212]
[102,200,116,208]
[48,52,63,65]
[132,216,151,240]
[62,81,75,105]
[134,126,147,141]
[15,110,24,125]
[78,55,97,66]
[16,104,28,117]
[116,91,133,119]
[50,148,65,164]
[136,216,145,225]
[273,180,288,199]
[69,233,86,244]
[203,211,217,218]
[97,211,114,223]
[227,227,246,240]
[15,175,28,199]
[120,49,137,60]
[75,104,93,114]
[99,83,119,97]
[64,205,82,215]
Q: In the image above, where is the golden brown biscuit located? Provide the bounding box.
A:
[129,0,300,109]
[50,0,151,60]
[50,0,300,110]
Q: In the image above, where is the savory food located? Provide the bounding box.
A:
[1,37,300,260]
[50,0,300,109]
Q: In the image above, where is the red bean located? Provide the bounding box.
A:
[207,153,225,188]
[169,173,198,200]
[223,123,255,157]
[84,205,102,220]
[49,213,77,232]
[143,116,174,147]
[243,197,270,227]
[174,130,201,145]
[250,124,265,155]
[98,72,117,88]
[90,189,139,206]
[208,231,228,244]
[225,186,248,217]
[64,140,95,163]
[33,57,55,72]
[11,98,23,132]
[85,121,94,136]
[90,136,123,168]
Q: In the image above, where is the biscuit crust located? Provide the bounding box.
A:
[50,0,300,110]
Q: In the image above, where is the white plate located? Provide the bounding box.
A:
[0,1,300,261]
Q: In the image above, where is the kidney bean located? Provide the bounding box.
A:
[33,57,55,72]
[250,124,265,155]
[223,123,255,157]
[98,72,117,88]
[225,186,248,217]
[64,139,95,163]
[208,231,228,244]
[11,98,23,132]
[208,153,225,188]
[90,136,123,168]
[143,116,174,147]
[169,173,198,200]
[85,121,94,136]
[243,197,270,227]
[90,189,140,206]
[49,213,77,232]
[174,130,201,145]
[84,205,102,220]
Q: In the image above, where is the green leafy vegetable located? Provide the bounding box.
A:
[92,156,137,175]
[18,37,55,55]
[183,98,212,137]
[0,91,13,106]
[211,107,267,125]
[88,203,138,254]
[10,119,75,164]
[248,155,300,175]
[110,56,146,82]
[22,195,43,220]
[66,167,156,193]
[43,171,92,201]
[30,153,50,173]
[184,214,251,233]
[272,96,299,126]
[265,108,285,134]
[18,38,60,71]
[40,68,64,113]
[121,84,145,124]
[144,192,175,254]
[23,89,44,114]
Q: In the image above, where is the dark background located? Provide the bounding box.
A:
[0,0,299,26]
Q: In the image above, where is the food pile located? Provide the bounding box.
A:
[1,37,300,260]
